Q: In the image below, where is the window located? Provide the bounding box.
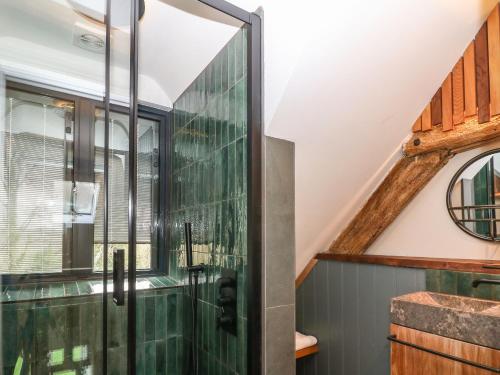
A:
[0,83,165,278]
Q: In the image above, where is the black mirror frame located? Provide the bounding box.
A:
[447,148,500,242]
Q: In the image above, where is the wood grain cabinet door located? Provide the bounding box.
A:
[390,324,500,375]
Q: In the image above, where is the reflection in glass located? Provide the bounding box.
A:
[448,152,500,240]
[93,109,159,271]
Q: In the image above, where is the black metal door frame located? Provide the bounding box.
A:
[103,1,263,374]
[199,3,263,374]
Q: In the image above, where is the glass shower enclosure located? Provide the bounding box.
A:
[0,0,261,374]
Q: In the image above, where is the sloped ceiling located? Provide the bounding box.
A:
[229,0,499,274]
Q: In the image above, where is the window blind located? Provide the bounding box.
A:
[0,94,71,274]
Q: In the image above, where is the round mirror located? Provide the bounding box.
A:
[447,149,500,241]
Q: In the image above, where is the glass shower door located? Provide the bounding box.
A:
[0,0,121,374]
[97,0,134,373]
[138,1,250,373]
[0,65,5,373]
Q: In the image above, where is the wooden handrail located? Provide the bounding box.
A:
[316,253,500,274]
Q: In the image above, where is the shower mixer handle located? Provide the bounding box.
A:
[216,269,237,335]
[217,296,234,306]
[217,315,234,329]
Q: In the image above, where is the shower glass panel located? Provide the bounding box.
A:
[0,68,4,372]
[98,0,133,373]
[0,0,257,373]
[0,0,107,373]
[138,1,249,373]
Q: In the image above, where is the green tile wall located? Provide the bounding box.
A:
[169,25,249,375]
[425,269,500,301]
[2,287,184,375]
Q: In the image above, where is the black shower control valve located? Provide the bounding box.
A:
[216,268,237,336]
[217,314,234,330]
[217,296,234,306]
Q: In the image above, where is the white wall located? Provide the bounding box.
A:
[367,143,500,261]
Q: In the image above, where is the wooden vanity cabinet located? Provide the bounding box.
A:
[390,324,500,375]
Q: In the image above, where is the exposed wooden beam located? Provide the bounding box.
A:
[329,150,451,255]
[404,114,500,157]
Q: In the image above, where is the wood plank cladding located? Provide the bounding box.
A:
[410,4,500,133]
[430,89,442,126]
[489,4,500,115]
[421,104,432,131]
[441,73,453,131]
[316,253,500,274]
[476,22,491,123]
[412,116,422,132]
[464,42,477,117]
[452,59,465,125]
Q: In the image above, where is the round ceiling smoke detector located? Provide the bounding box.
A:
[66,0,145,27]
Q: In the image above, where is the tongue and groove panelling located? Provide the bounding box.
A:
[295,260,425,375]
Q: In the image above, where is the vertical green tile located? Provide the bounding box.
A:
[144,341,156,374]
[136,295,145,344]
[144,296,155,342]
[222,92,229,146]
[156,340,166,374]
[235,30,243,82]
[228,86,236,143]
[228,38,235,88]
[216,98,222,150]
[472,273,493,299]
[456,272,473,297]
[136,344,145,375]
[222,44,228,92]
[235,79,246,140]
[169,27,248,373]
[425,269,441,292]
[440,271,458,295]
[227,332,237,371]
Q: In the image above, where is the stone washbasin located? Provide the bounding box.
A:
[391,291,500,349]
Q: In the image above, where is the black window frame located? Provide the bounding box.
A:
[1,81,170,285]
